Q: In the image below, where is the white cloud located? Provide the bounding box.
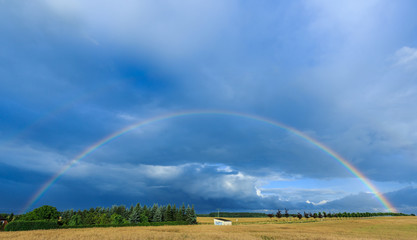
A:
[140,164,183,180]
[394,46,417,69]
[306,200,328,206]
[0,144,67,173]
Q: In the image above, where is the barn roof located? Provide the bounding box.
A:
[214,218,231,222]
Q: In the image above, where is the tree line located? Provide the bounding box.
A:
[59,203,197,225]
[269,208,411,220]
[201,212,269,218]
[2,203,197,231]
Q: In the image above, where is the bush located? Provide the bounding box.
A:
[5,220,58,231]
[61,221,188,229]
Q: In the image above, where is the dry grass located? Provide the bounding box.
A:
[1,216,416,240]
[198,217,319,224]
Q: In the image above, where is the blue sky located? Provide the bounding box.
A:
[1,0,417,214]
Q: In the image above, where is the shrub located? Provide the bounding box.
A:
[60,221,188,229]
[5,220,58,231]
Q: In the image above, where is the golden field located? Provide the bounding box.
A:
[1,216,416,240]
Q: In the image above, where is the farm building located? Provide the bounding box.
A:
[214,218,232,225]
[0,217,8,228]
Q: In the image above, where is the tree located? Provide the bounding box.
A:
[284,208,289,218]
[267,214,274,219]
[160,205,167,222]
[23,205,60,220]
[142,205,151,220]
[150,204,158,222]
[172,204,177,221]
[152,207,162,222]
[297,213,302,220]
[69,214,82,226]
[61,209,74,225]
[98,213,110,225]
[318,212,323,219]
[304,212,309,219]
[130,203,142,223]
[7,213,14,222]
[180,203,186,221]
[139,212,149,223]
[183,205,197,225]
[175,206,183,221]
[128,205,134,217]
[110,213,124,225]
[84,208,98,225]
[190,205,197,224]
[166,204,173,221]
[276,209,282,218]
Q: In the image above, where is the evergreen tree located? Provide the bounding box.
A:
[150,204,158,222]
[297,213,302,219]
[172,204,177,221]
[166,204,173,221]
[110,213,124,225]
[128,205,134,216]
[68,214,82,226]
[160,205,167,222]
[84,208,98,225]
[185,205,196,224]
[61,209,74,225]
[175,206,183,221]
[98,213,110,225]
[180,203,186,221]
[142,205,151,220]
[189,205,197,224]
[140,212,149,223]
[153,207,162,222]
[129,203,142,223]
[109,205,117,215]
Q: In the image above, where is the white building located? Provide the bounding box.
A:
[214,218,232,225]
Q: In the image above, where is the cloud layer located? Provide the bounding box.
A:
[1,0,417,214]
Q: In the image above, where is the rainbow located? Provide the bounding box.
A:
[22,110,397,213]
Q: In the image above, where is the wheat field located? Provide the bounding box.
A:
[1,217,416,239]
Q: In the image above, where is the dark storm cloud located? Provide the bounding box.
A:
[1,0,417,213]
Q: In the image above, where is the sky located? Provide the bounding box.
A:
[1,0,417,214]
